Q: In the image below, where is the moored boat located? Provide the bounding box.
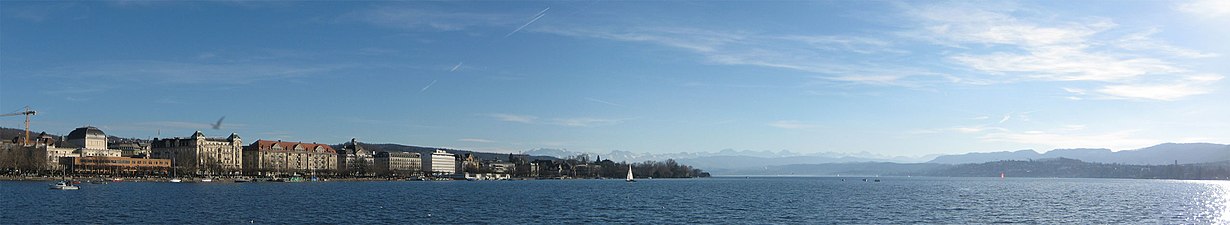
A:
[50,181,80,190]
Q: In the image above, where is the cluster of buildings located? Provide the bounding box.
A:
[0,126,514,178]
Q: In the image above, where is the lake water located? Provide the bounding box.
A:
[1,177,1227,224]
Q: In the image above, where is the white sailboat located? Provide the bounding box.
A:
[626,165,636,182]
[169,156,182,183]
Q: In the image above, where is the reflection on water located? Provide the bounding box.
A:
[1187,180,1230,223]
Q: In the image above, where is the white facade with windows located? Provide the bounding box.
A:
[422,149,456,176]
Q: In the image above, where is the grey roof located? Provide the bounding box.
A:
[66,126,105,139]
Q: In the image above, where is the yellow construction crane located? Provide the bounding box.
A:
[0,106,37,146]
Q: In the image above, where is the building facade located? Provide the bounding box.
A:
[61,156,170,175]
[66,126,121,157]
[374,151,421,177]
[337,138,374,177]
[242,140,337,176]
[422,149,456,176]
[109,140,151,158]
[151,131,243,175]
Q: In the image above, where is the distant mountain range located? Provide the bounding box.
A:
[927,143,1230,165]
[525,143,1230,175]
[524,148,932,173]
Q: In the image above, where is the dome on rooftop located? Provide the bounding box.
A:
[66,126,106,140]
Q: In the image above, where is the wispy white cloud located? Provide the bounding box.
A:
[483,113,626,127]
[134,121,247,130]
[458,138,495,143]
[584,97,624,107]
[341,6,516,31]
[536,26,937,87]
[980,129,1158,150]
[485,113,538,124]
[147,121,211,129]
[906,2,1222,101]
[1096,83,1214,101]
[36,60,348,85]
[1176,0,1230,18]
[1111,28,1219,58]
[549,117,624,127]
[768,120,815,129]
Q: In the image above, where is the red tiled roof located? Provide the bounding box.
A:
[246,140,337,154]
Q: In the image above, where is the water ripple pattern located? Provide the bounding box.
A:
[1,177,1226,224]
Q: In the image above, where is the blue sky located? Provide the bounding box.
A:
[2,1,1228,157]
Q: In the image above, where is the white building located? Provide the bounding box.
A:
[66,126,121,157]
[422,149,456,176]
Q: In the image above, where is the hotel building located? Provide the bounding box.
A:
[242,140,338,176]
[151,131,243,175]
[374,151,421,177]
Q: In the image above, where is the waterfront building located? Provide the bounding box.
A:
[150,131,243,175]
[531,159,559,178]
[109,140,151,158]
[10,127,127,171]
[457,153,480,173]
[61,156,170,175]
[242,140,338,176]
[337,138,375,176]
[0,141,75,171]
[422,149,456,176]
[373,151,421,177]
[66,126,121,157]
[483,161,515,173]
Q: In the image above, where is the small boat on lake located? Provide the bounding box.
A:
[50,181,80,190]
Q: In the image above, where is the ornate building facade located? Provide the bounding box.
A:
[337,138,374,177]
[151,131,243,175]
[66,126,121,157]
[242,140,337,176]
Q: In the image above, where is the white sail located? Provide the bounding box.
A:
[626,165,635,182]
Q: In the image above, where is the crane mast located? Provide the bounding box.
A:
[0,106,37,146]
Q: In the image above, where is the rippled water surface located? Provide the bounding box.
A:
[2,177,1227,224]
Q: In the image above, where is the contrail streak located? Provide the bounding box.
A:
[420,79,438,93]
[506,7,549,37]
[585,97,624,107]
[450,62,463,72]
